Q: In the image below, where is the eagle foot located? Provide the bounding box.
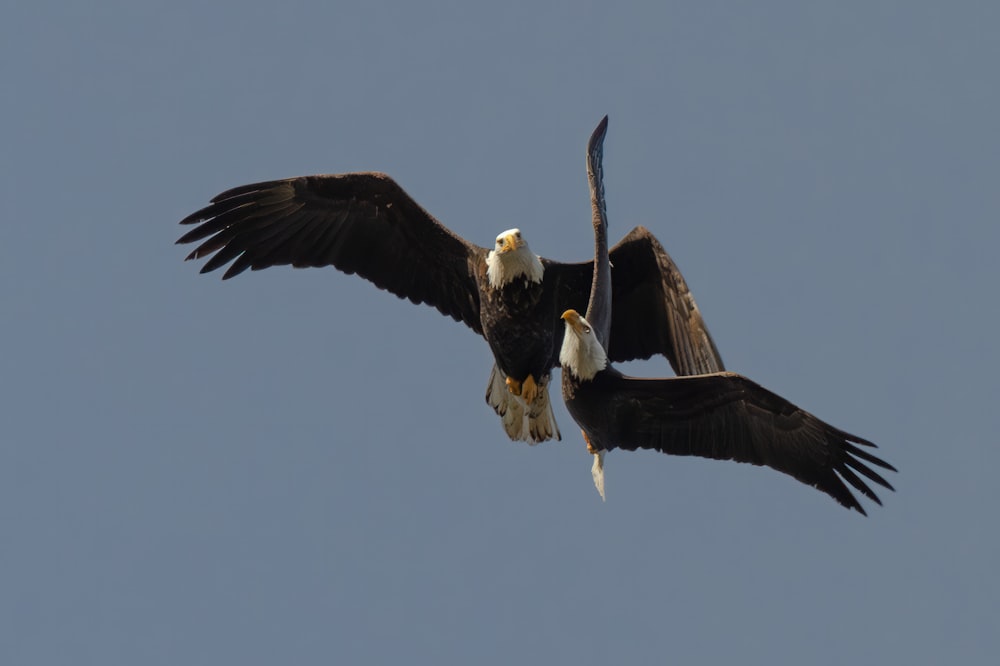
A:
[505,376,522,397]
[521,374,538,404]
[582,430,597,455]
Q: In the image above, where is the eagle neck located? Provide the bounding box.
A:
[486,248,544,289]
[560,329,608,382]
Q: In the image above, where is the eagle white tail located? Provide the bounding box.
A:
[485,365,561,444]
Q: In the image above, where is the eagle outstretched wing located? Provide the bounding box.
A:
[178,173,486,333]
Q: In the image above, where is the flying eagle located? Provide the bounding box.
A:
[177,116,723,444]
[561,127,895,513]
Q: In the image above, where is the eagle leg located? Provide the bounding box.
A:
[520,374,538,405]
[504,374,538,404]
[581,430,597,454]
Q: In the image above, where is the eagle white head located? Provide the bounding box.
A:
[486,228,544,288]
[560,309,608,381]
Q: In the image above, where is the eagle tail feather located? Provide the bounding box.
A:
[526,378,561,444]
[485,365,560,444]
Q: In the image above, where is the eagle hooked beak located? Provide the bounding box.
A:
[495,230,524,254]
[561,309,590,335]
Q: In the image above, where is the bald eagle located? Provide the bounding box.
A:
[177,116,723,444]
[561,127,894,513]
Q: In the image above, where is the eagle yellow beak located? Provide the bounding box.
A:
[497,233,518,254]
[561,309,585,333]
[494,229,526,254]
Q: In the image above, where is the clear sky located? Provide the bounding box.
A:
[2,1,997,664]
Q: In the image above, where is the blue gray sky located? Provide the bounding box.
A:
[3,2,998,664]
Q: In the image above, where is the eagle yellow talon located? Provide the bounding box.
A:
[521,374,538,404]
[505,374,538,403]
[582,429,597,454]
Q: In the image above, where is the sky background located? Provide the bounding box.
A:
[3,1,998,664]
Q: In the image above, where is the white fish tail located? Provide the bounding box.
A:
[591,449,606,501]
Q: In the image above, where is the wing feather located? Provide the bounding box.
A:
[597,371,895,513]
[606,227,724,374]
[549,227,724,376]
[583,115,612,347]
[178,173,486,332]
